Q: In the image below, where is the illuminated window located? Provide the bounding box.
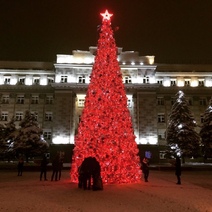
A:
[127,99,132,107]
[157,97,164,105]
[4,77,10,85]
[124,76,132,84]
[78,99,85,107]
[17,95,24,104]
[158,114,165,123]
[46,96,53,104]
[143,76,149,84]
[78,75,86,83]
[15,112,23,121]
[157,79,163,84]
[1,112,8,121]
[45,112,53,121]
[2,95,9,104]
[61,76,67,83]
[31,95,39,104]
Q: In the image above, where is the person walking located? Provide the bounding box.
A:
[17,157,24,176]
[142,157,149,182]
[40,155,48,181]
[58,157,63,180]
[175,156,181,185]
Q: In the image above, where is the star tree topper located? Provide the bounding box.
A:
[101,10,113,21]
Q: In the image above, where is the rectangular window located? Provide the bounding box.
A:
[127,99,132,107]
[1,112,8,121]
[4,77,10,85]
[158,129,166,139]
[157,79,163,84]
[185,80,190,86]
[171,80,176,86]
[199,98,207,106]
[143,76,149,84]
[46,96,53,104]
[61,76,68,83]
[159,151,166,159]
[158,114,165,123]
[199,80,204,86]
[157,97,164,105]
[78,99,85,107]
[43,131,52,140]
[200,115,204,123]
[45,112,53,121]
[17,95,24,104]
[19,78,25,85]
[31,96,39,104]
[124,76,132,84]
[15,112,23,121]
[78,76,86,83]
[33,78,40,85]
[2,95,9,104]
[48,78,54,84]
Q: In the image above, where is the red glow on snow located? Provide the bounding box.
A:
[70,11,141,184]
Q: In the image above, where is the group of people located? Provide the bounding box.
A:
[141,156,182,185]
[78,157,103,191]
[39,152,64,181]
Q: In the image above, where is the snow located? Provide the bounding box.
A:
[0,170,211,212]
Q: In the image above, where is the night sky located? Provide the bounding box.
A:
[0,0,212,64]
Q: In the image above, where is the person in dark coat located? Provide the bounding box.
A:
[142,157,149,182]
[17,157,24,176]
[175,156,181,185]
[51,154,60,181]
[58,158,63,180]
[40,155,48,181]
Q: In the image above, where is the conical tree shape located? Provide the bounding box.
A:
[70,10,141,184]
[166,91,200,157]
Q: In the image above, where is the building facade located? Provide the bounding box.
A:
[0,47,212,162]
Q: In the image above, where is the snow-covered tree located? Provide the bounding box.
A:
[200,97,212,159]
[166,91,201,157]
[13,110,48,161]
[0,117,17,160]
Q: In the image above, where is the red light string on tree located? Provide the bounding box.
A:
[70,10,142,184]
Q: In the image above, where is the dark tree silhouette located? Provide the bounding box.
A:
[200,97,212,160]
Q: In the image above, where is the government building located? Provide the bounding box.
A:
[0,46,212,162]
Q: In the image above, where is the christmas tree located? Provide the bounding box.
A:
[166,90,200,157]
[70,10,141,184]
[200,97,212,159]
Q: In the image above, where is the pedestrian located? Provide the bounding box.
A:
[58,157,63,180]
[175,156,181,185]
[17,157,24,176]
[51,154,60,181]
[40,154,48,181]
[142,157,149,182]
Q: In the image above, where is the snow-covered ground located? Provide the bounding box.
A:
[0,170,211,212]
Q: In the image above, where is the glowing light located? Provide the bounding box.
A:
[52,135,70,144]
[100,10,113,21]
[71,10,141,184]
[177,78,184,87]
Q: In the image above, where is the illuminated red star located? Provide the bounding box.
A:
[100,10,113,21]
